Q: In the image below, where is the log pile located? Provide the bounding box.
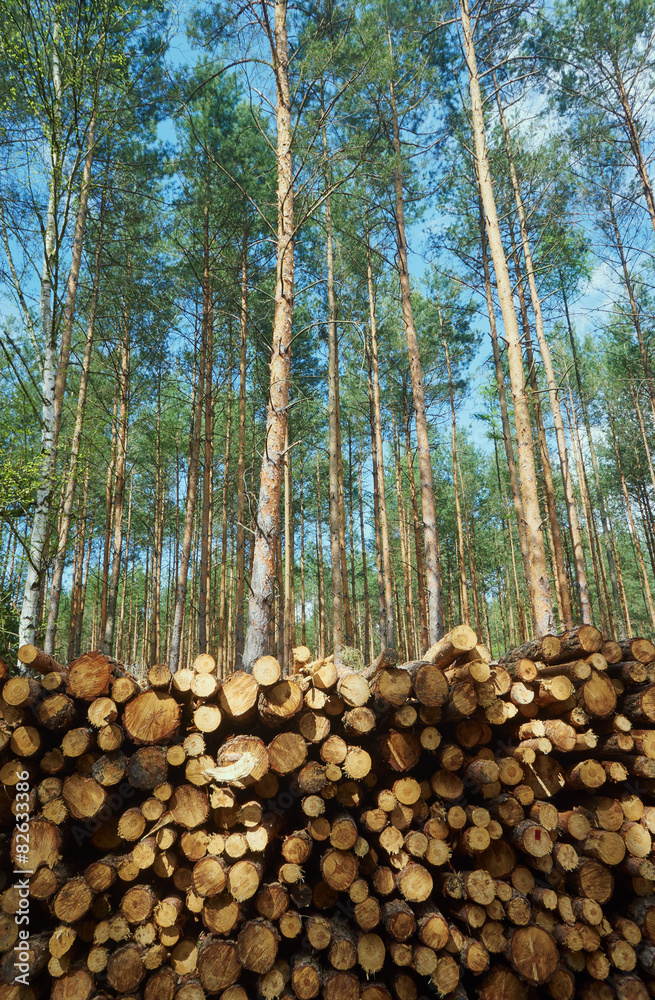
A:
[1,624,655,999]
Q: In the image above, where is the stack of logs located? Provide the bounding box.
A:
[1,623,655,1000]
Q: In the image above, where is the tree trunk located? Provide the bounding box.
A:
[459,0,553,634]
[561,281,622,625]
[512,244,568,624]
[149,384,164,665]
[629,383,655,497]
[168,319,205,672]
[235,231,249,666]
[604,197,655,420]
[243,0,294,671]
[392,414,415,660]
[300,446,306,646]
[103,316,130,655]
[116,470,134,662]
[53,112,96,448]
[402,383,428,652]
[478,201,531,606]
[44,184,104,654]
[564,384,610,634]
[316,451,326,660]
[444,340,469,626]
[326,176,345,660]
[388,60,443,643]
[283,422,295,672]
[358,434,374,665]
[613,59,655,241]
[198,199,214,655]
[100,396,118,640]
[367,339,386,649]
[495,82,588,627]
[366,236,395,651]
[217,346,234,676]
[19,25,62,646]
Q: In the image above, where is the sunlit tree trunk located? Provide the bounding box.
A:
[367,337,386,648]
[316,451,326,659]
[103,315,130,655]
[358,435,374,665]
[235,232,249,665]
[44,185,104,653]
[444,340,469,626]
[630,383,655,497]
[198,198,214,655]
[603,200,655,420]
[460,0,553,634]
[325,171,345,659]
[478,203,530,617]
[243,0,294,670]
[169,321,205,672]
[402,383,428,651]
[283,422,295,671]
[217,352,234,675]
[299,447,306,646]
[388,64,443,643]
[561,282,621,626]
[19,24,62,645]
[392,414,415,660]
[366,238,395,650]
[496,87,588,626]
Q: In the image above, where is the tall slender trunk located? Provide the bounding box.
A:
[75,506,93,659]
[512,246,569,624]
[217,350,234,675]
[358,435,373,665]
[235,230,249,665]
[100,396,118,639]
[103,315,130,655]
[44,187,105,653]
[478,202,531,608]
[388,64,443,642]
[564,385,611,634]
[496,85,587,626]
[460,463,482,637]
[603,201,655,419]
[149,385,164,665]
[367,340,386,647]
[460,0,553,634]
[53,112,96,447]
[402,383,428,651]
[494,436,523,643]
[198,199,214,654]
[561,282,621,623]
[68,462,90,661]
[316,451,326,659]
[612,58,655,240]
[19,23,62,645]
[392,414,415,660]
[366,240,395,650]
[300,447,306,646]
[325,169,345,659]
[243,0,294,670]
[629,383,655,497]
[337,414,354,646]
[117,471,134,662]
[444,340,469,626]
[168,319,205,672]
[283,422,295,671]
[347,425,357,648]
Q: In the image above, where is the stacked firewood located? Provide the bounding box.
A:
[1,623,655,1000]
